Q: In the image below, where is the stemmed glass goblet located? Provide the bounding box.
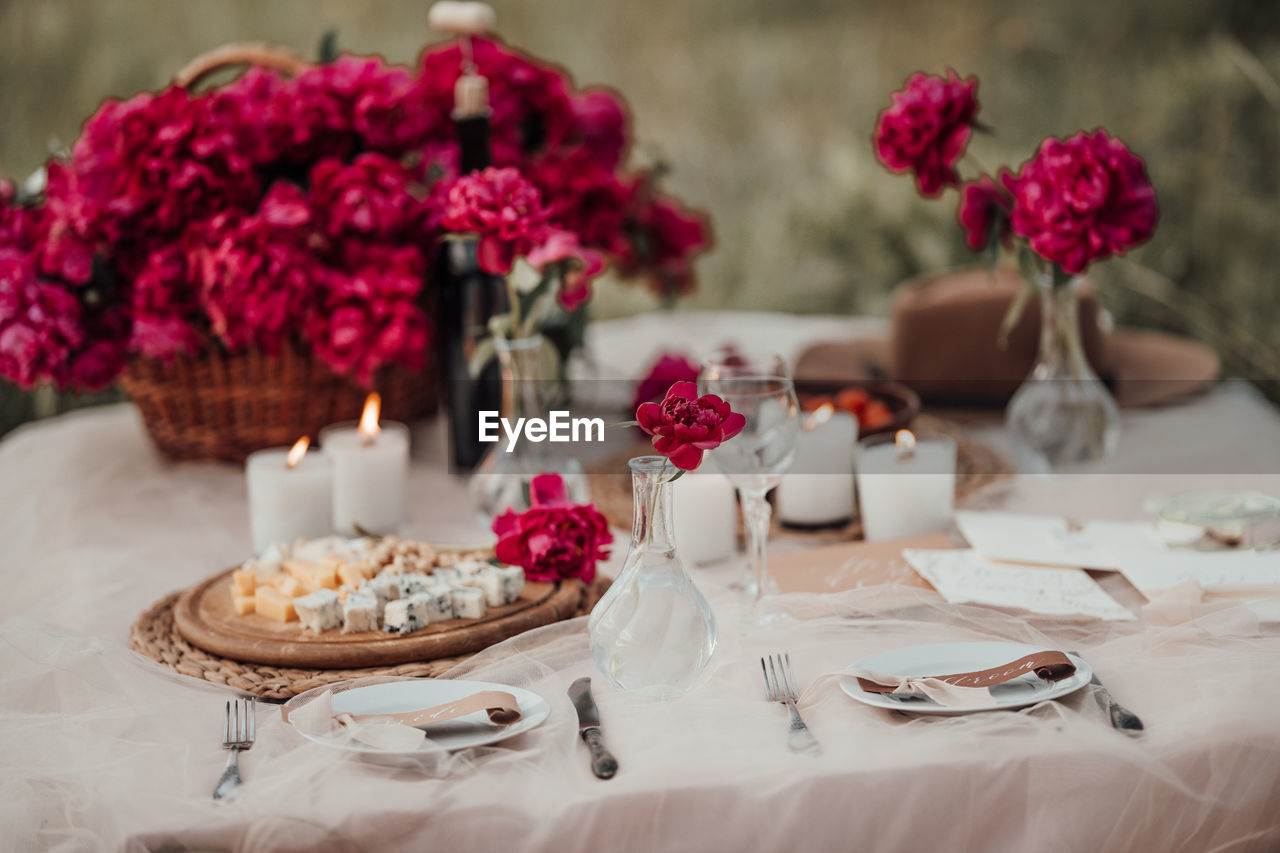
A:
[699,351,800,600]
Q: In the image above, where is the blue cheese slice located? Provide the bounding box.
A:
[450,587,487,620]
[420,585,455,622]
[472,568,504,607]
[496,566,526,604]
[342,590,379,634]
[394,573,433,598]
[431,567,462,586]
[293,589,342,633]
[383,596,431,635]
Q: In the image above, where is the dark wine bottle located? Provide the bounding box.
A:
[436,70,509,472]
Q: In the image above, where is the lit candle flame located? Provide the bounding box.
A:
[805,402,835,432]
[358,393,382,441]
[286,435,310,469]
[895,429,917,460]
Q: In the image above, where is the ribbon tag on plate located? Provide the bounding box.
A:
[339,690,523,728]
[852,650,1076,708]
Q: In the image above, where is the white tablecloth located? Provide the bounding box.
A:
[3,312,1280,852]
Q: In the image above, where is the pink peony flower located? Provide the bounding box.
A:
[1002,129,1158,275]
[306,245,430,386]
[308,154,423,241]
[616,190,713,298]
[491,472,613,584]
[569,89,629,171]
[636,380,745,471]
[630,352,700,416]
[196,191,320,354]
[956,175,1013,252]
[0,250,85,388]
[129,244,205,361]
[875,70,979,197]
[440,167,551,274]
[525,230,605,311]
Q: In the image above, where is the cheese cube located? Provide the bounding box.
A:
[395,573,433,598]
[420,585,455,622]
[294,589,343,633]
[267,574,305,598]
[231,569,257,596]
[450,587,486,620]
[431,567,462,586]
[231,593,256,615]
[472,568,504,608]
[254,586,297,622]
[453,560,489,580]
[342,591,379,634]
[496,566,526,604]
[285,559,337,592]
[383,596,431,636]
[336,562,367,590]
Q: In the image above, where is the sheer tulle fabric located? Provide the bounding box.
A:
[1,405,1279,851]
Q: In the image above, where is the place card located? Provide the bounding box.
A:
[903,548,1135,621]
[1108,547,1280,597]
[954,511,1161,570]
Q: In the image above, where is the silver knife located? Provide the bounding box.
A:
[1072,652,1143,734]
[568,677,618,779]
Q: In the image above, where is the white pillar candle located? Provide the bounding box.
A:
[855,430,956,541]
[246,437,334,555]
[320,394,411,537]
[673,470,737,564]
[776,407,858,527]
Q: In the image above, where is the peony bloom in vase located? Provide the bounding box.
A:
[874,71,1159,469]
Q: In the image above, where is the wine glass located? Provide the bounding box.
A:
[699,351,800,600]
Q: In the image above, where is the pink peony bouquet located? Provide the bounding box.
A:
[874,70,1158,280]
[0,37,712,392]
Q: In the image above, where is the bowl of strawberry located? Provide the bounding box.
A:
[797,380,920,437]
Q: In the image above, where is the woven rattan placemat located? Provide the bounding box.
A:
[130,577,611,701]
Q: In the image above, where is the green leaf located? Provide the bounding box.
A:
[317,30,340,64]
[467,338,497,378]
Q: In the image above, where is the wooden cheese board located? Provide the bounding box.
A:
[173,568,584,669]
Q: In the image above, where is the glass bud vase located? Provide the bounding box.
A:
[587,456,717,699]
[470,335,586,519]
[1006,272,1121,470]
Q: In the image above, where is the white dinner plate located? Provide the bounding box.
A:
[285,678,551,754]
[839,641,1092,716]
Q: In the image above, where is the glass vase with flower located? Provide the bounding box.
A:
[586,381,744,698]
[872,71,1159,468]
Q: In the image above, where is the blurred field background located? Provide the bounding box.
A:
[1,0,1278,434]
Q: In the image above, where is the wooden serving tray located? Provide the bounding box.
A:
[173,569,583,668]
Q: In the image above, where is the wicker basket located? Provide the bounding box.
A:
[115,43,439,462]
[121,346,435,463]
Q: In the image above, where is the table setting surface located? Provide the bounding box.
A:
[2,312,1280,852]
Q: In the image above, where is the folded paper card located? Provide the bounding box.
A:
[955,511,1161,570]
[903,548,1134,621]
[1109,547,1280,597]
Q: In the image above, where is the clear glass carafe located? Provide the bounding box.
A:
[1006,273,1121,470]
[587,456,717,699]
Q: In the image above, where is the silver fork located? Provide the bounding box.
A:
[761,654,821,755]
[213,698,256,800]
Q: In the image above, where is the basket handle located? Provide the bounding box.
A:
[173,42,311,90]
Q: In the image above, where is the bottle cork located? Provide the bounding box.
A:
[453,73,490,118]
[429,1,496,36]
